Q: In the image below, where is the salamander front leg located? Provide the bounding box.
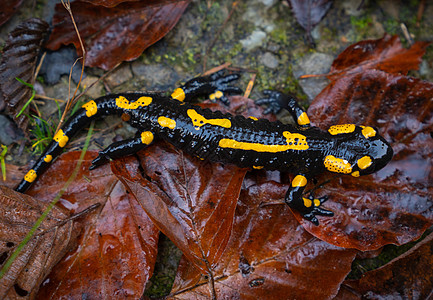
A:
[171,70,242,104]
[285,174,334,225]
[256,91,311,128]
[90,131,154,170]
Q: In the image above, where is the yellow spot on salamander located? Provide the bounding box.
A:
[303,197,312,208]
[328,124,356,135]
[54,129,69,148]
[361,126,376,138]
[158,116,176,129]
[187,109,231,130]
[324,155,352,174]
[249,116,258,121]
[82,100,97,117]
[171,88,185,101]
[253,166,264,169]
[219,131,308,152]
[209,90,223,100]
[313,199,321,207]
[297,112,310,126]
[44,155,53,163]
[215,90,223,98]
[352,171,360,177]
[357,156,372,170]
[141,131,154,145]
[292,175,307,187]
[116,96,152,110]
[24,169,37,183]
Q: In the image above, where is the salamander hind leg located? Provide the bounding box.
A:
[90,131,154,170]
[285,174,334,225]
[171,70,242,104]
[256,91,311,128]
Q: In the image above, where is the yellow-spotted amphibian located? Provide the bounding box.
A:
[16,71,393,225]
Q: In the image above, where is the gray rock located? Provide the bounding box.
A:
[293,52,333,100]
[131,63,179,91]
[0,115,22,145]
[240,30,267,51]
[260,52,279,69]
[105,64,133,88]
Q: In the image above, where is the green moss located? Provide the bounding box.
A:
[383,18,400,35]
[228,42,243,58]
[350,15,373,31]
[144,235,182,298]
[270,26,288,44]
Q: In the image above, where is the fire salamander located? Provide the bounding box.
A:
[15,71,393,225]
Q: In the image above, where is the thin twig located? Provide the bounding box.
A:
[202,62,232,76]
[34,94,66,103]
[244,73,256,98]
[56,0,86,133]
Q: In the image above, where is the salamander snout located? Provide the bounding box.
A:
[364,136,393,173]
[351,130,393,177]
[324,125,393,177]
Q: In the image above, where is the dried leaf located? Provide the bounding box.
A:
[329,34,431,79]
[0,186,78,299]
[340,232,433,299]
[0,0,23,26]
[46,1,189,70]
[171,181,357,299]
[302,69,433,250]
[22,151,159,299]
[288,0,333,44]
[0,18,48,131]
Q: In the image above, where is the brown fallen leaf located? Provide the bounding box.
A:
[287,0,333,45]
[302,69,433,251]
[0,18,48,131]
[338,231,433,299]
[0,186,78,299]
[112,146,246,274]
[0,0,23,26]
[170,181,358,299]
[46,0,189,70]
[329,34,430,79]
[21,151,160,299]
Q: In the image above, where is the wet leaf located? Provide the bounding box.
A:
[170,181,357,299]
[21,151,159,299]
[0,18,48,131]
[46,1,189,70]
[112,146,246,273]
[0,0,23,26]
[111,96,270,274]
[302,69,433,250]
[329,34,430,79]
[339,232,433,299]
[288,0,332,44]
[0,186,78,299]
[0,164,26,190]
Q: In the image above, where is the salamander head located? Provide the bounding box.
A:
[324,124,393,177]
